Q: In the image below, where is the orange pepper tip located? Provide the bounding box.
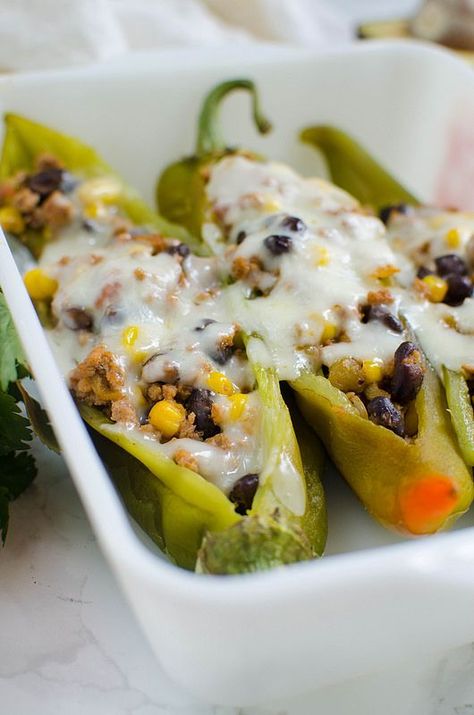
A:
[400,474,459,535]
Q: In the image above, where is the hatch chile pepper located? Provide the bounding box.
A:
[82,353,326,574]
[82,352,327,572]
[0,113,200,257]
[301,123,474,468]
[0,113,327,572]
[291,364,472,535]
[155,83,473,535]
[156,79,272,240]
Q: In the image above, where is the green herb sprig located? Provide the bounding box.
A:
[0,292,38,543]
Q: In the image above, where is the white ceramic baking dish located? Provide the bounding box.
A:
[1,41,474,706]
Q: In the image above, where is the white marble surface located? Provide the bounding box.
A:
[2,439,474,715]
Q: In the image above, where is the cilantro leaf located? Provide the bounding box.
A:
[0,292,28,390]
[0,391,32,455]
[0,450,36,544]
[0,226,37,546]
[18,383,60,453]
[1,450,36,499]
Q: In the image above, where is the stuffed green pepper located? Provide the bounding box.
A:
[156,86,472,535]
[301,125,474,467]
[0,114,326,572]
[157,78,272,248]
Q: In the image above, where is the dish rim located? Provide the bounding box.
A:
[1,38,473,600]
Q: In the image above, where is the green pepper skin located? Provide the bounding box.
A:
[82,406,240,570]
[301,123,474,469]
[443,368,474,466]
[291,363,473,535]
[157,79,272,240]
[197,358,327,574]
[197,516,312,575]
[300,125,418,212]
[82,354,327,572]
[0,113,200,256]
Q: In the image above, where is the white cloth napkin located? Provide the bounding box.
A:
[0,0,351,72]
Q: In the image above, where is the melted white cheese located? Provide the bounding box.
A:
[386,208,474,374]
[38,158,474,500]
[207,156,407,379]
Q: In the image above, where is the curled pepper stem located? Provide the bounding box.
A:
[196,79,272,157]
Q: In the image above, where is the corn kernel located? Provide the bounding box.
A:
[320,321,337,343]
[148,399,185,438]
[362,359,384,384]
[421,274,448,302]
[83,201,108,220]
[78,177,122,205]
[444,227,461,248]
[263,197,281,213]
[228,393,248,420]
[122,325,139,347]
[23,268,58,300]
[132,349,148,365]
[314,246,330,267]
[208,371,236,396]
[0,206,25,235]
[328,358,365,393]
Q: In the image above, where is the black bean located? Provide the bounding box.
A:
[166,242,190,258]
[443,273,473,306]
[379,203,410,225]
[63,307,93,331]
[264,234,292,256]
[82,219,99,233]
[393,340,417,363]
[229,474,259,515]
[280,215,306,233]
[236,230,246,245]
[360,304,403,333]
[26,168,63,198]
[367,396,404,436]
[194,318,216,332]
[210,343,234,365]
[391,341,424,404]
[417,266,434,279]
[435,253,468,277]
[185,388,220,439]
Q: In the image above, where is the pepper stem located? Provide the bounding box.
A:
[196,79,272,157]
